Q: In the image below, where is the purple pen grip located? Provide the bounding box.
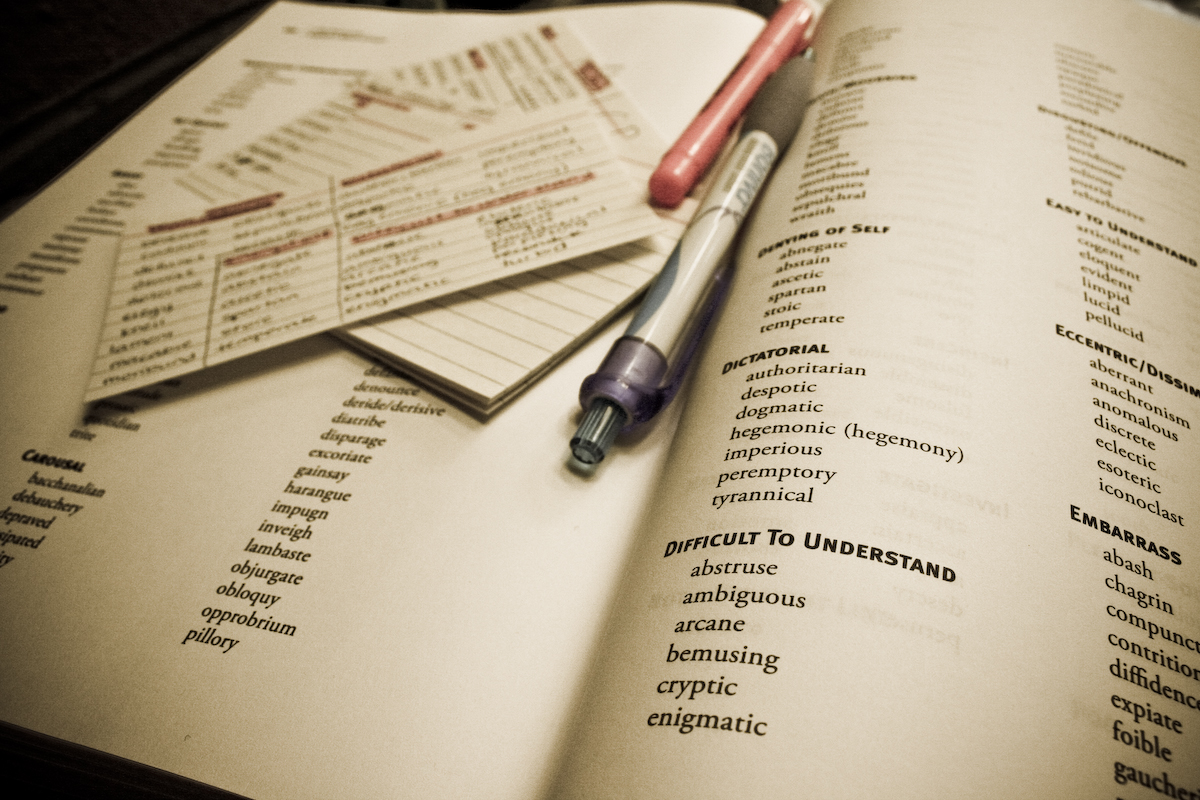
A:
[578,337,669,428]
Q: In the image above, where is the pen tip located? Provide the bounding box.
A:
[570,399,628,465]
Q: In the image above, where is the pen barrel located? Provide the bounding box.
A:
[633,131,777,353]
[579,129,778,429]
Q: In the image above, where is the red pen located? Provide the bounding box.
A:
[648,0,816,209]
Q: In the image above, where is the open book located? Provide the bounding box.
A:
[1,0,1198,797]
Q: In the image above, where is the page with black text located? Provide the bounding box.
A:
[0,3,765,799]
[550,0,1200,796]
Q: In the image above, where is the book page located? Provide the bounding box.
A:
[0,3,766,800]
[550,0,1200,796]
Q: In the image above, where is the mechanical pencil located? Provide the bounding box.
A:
[571,53,816,465]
